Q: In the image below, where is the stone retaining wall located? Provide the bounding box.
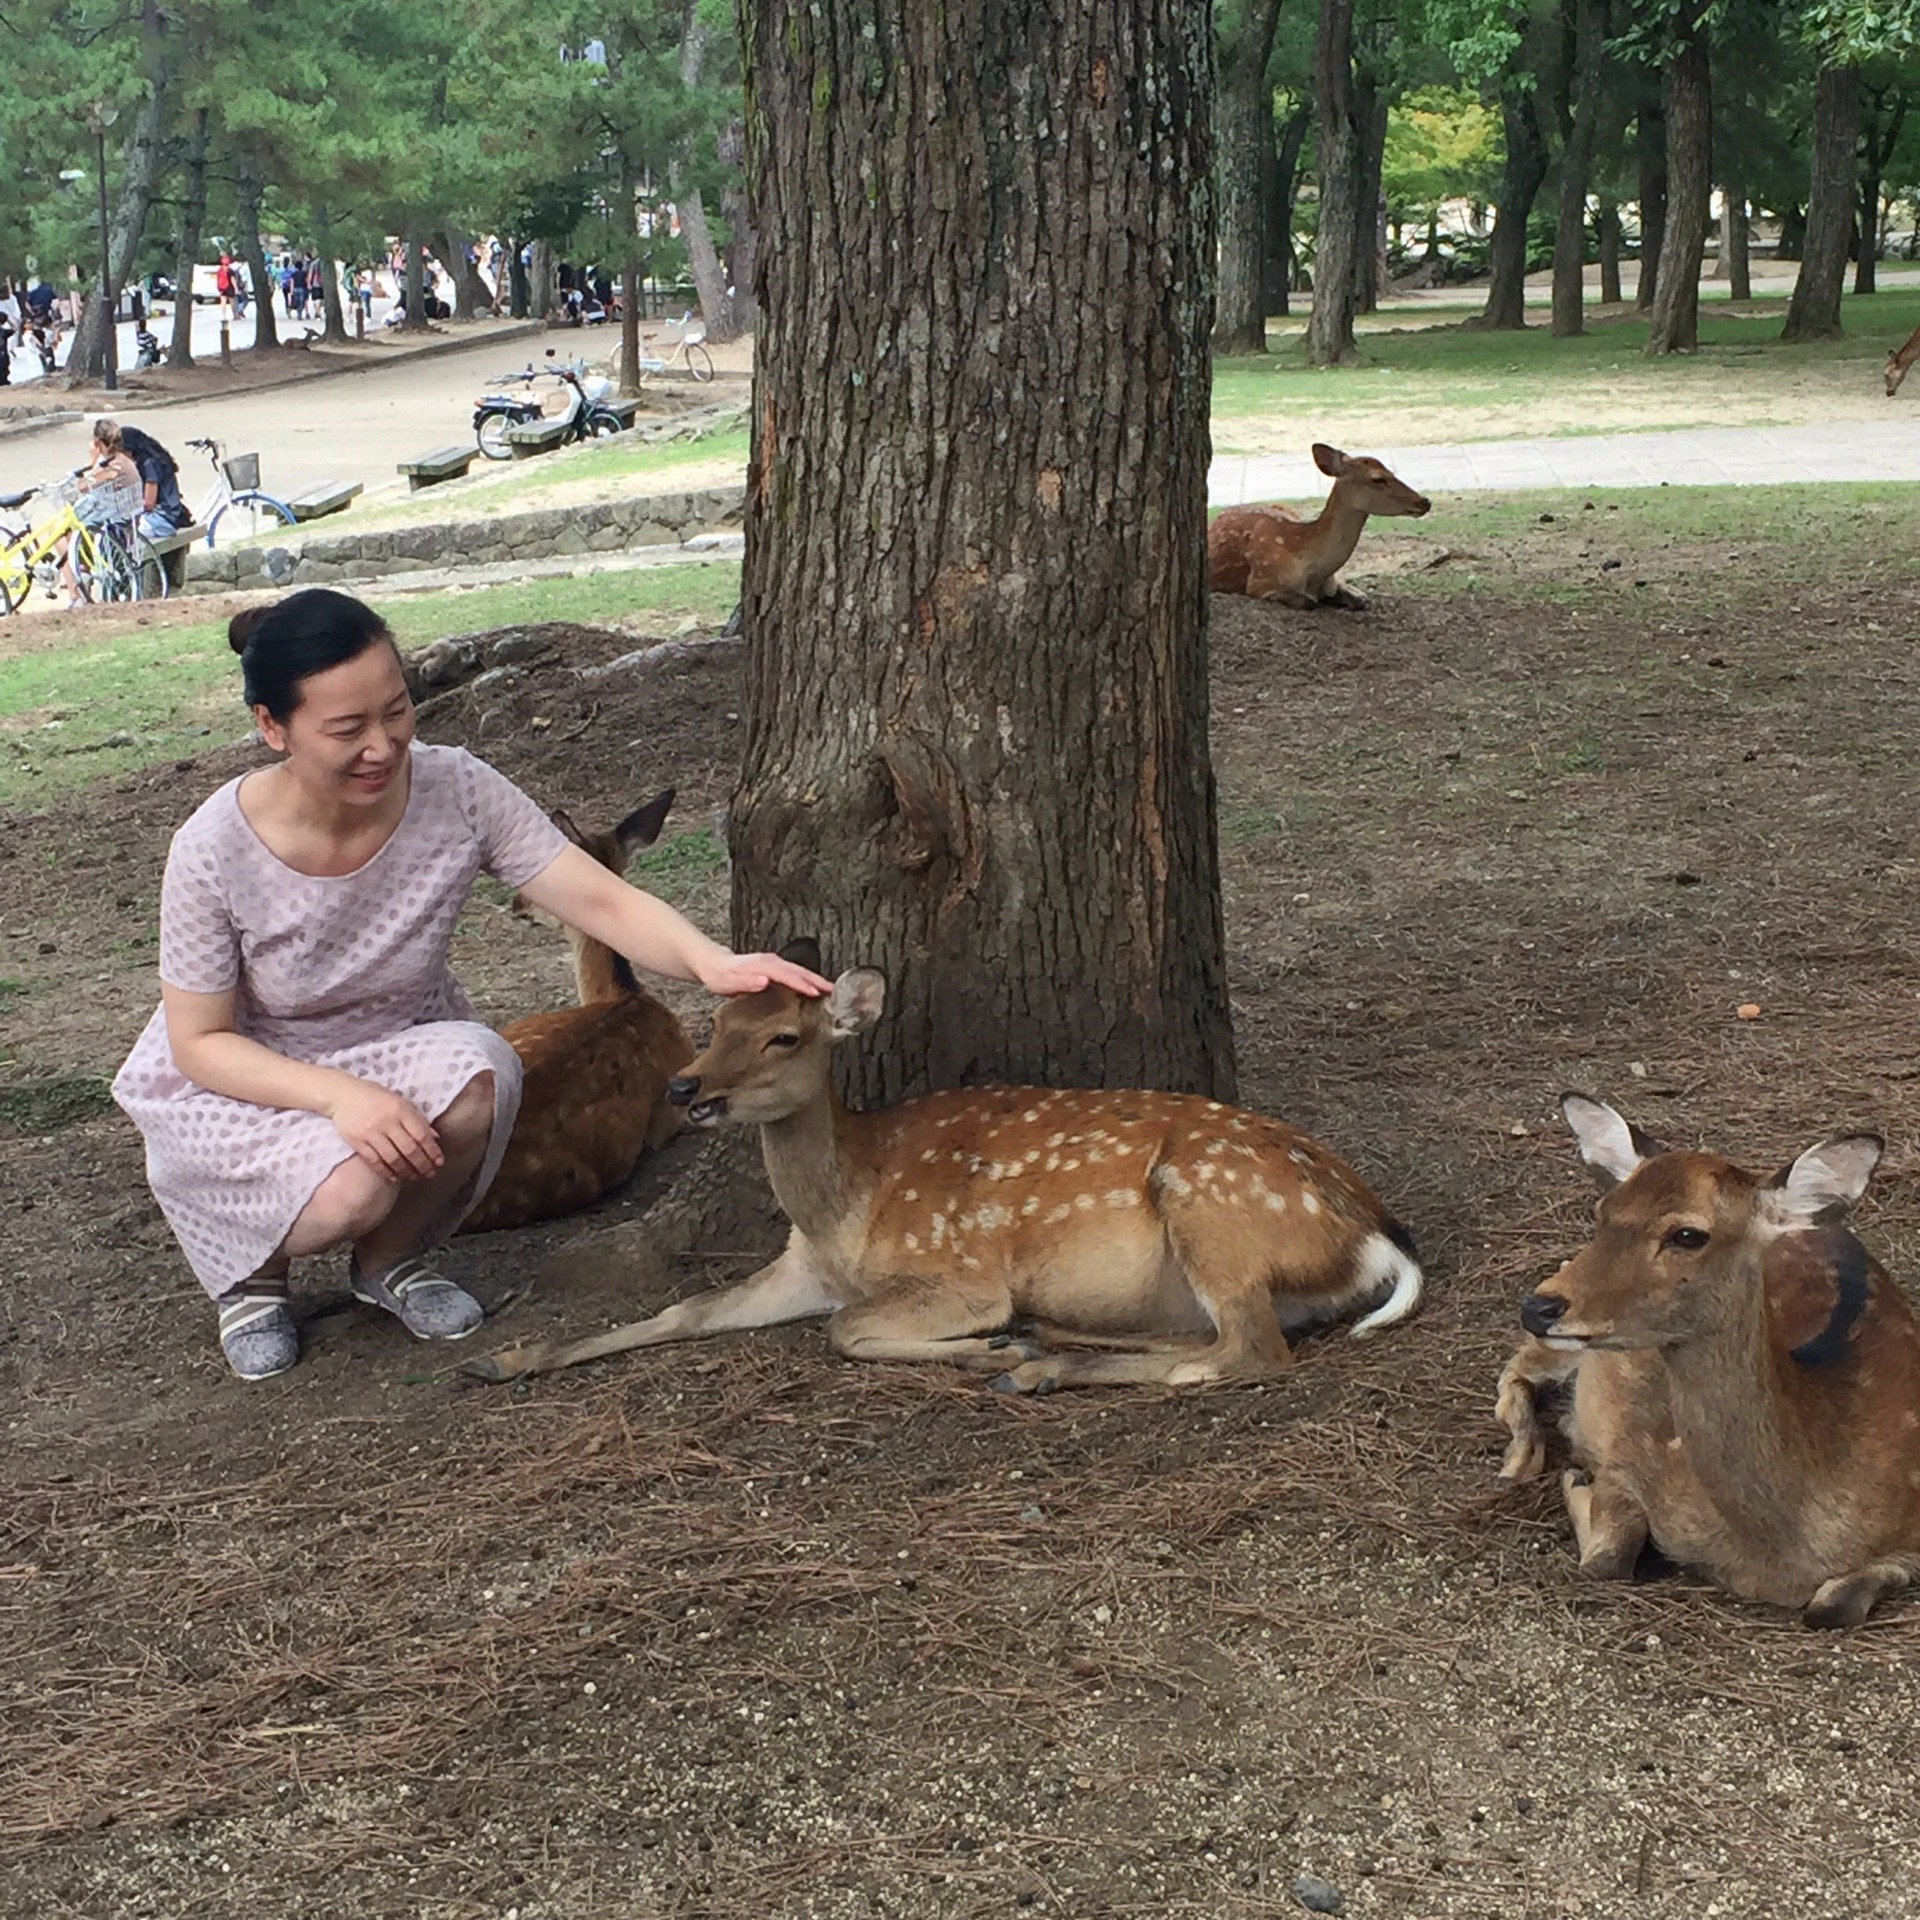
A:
[183,483,744,591]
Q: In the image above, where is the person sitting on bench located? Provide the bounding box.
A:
[117,421,191,540]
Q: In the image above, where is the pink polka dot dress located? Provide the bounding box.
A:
[113,744,569,1299]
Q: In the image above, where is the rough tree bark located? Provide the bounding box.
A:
[1854,85,1907,297]
[1352,68,1388,313]
[313,202,350,343]
[1262,101,1311,317]
[1718,181,1750,299]
[1306,0,1363,365]
[1472,79,1549,331]
[236,155,278,351]
[67,27,169,386]
[678,11,741,339]
[169,107,210,369]
[1783,63,1860,340]
[718,117,758,336]
[621,168,644,398]
[1598,196,1623,303]
[528,240,556,319]
[401,231,430,331]
[1213,0,1285,353]
[438,226,492,316]
[1551,0,1606,337]
[1644,2,1710,355]
[1635,99,1666,308]
[734,0,1234,1103]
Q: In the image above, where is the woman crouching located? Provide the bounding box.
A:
[113,589,829,1380]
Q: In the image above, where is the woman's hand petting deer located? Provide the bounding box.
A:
[113,588,828,1382]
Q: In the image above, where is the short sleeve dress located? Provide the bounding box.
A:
[113,743,570,1300]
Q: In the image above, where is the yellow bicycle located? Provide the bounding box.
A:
[0,475,168,613]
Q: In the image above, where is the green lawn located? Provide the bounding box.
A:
[1213,288,1920,453]
[0,560,743,810]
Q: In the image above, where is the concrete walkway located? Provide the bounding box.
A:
[1209,420,1920,504]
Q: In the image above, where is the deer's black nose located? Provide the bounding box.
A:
[666,1075,700,1107]
[1520,1293,1568,1337]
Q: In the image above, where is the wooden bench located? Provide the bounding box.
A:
[507,419,572,459]
[147,522,208,592]
[397,445,477,491]
[287,480,363,524]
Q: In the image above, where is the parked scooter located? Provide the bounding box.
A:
[472,350,623,460]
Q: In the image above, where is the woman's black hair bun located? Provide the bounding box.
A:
[228,605,269,656]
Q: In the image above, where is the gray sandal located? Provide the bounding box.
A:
[217,1285,300,1381]
[351,1254,485,1341]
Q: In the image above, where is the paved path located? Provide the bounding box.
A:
[1210,420,1920,504]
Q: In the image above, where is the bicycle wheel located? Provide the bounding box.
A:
[476,411,517,460]
[207,491,298,546]
[70,525,118,603]
[684,343,714,383]
[124,529,171,601]
[0,537,26,615]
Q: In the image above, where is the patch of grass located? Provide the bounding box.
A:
[0,560,742,810]
[0,1075,117,1134]
[1211,287,1920,452]
[632,827,728,903]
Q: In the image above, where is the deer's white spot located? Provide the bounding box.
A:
[1105,1189,1137,1208]
[1265,1190,1287,1212]
[904,1234,920,1252]
[1301,1191,1322,1216]
[1063,1158,1081,1172]
[1022,1196,1040,1216]
[1046,1204,1072,1224]
[1158,1167,1192,1197]
[1026,1149,1041,1163]
[1074,1194,1095,1211]
[903,1188,918,1202]
[921,1149,937,1163]
[1023,1109,1040,1122]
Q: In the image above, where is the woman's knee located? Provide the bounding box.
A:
[438,1070,499,1146]
[283,1157,397,1256]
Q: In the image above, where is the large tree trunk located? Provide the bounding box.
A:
[1263,101,1310,317]
[621,170,644,398]
[169,107,210,369]
[1472,80,1549,331]
[1635,99,1666,308]
[734,0,1234,1103]
[1721,181,1751,299]
[1352,67,1388,313]
[679,186,736,335]
[1784,66,1859,339]
[401,231,430,331]
[1306,0,1362,365]
[313,202,350,343]
[235,154,278,351]
[1213,0,1285,353]
[507,237,531,318]
[1644,4,1710,355]
[1598,195,1623,303]
[67,47,169,385]
[439,226,492,316]
[1551,0,1606,337]
[1854,89,1906,297]
[528,240,556,319]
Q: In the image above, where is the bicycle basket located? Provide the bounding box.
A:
[47,474,84,506]
[91,480,145,523]
[222,452,261,492]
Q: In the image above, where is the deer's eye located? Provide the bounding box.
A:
[765,1032,801,1051]
[1664,1226,1710,1252]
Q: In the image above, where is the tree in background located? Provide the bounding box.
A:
[1307,0,1366,362]
[1213,0,1287,353]
[733,0,1235,1103]
[1550,0,1609,335]
[1640,0,1712,355]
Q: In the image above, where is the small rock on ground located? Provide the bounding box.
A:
[1293,1874,1345,1914]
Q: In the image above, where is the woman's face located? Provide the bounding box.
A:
[258,641,415,807]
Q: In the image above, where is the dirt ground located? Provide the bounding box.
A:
[6,530,1920,1919]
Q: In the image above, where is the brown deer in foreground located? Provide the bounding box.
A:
[1885,323,1920,396]
[466,944,1422,1389]
[460,792,693,1234]
[1496,1093,1920,1627]
[1207,444,1431,610]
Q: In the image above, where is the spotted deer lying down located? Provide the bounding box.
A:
[460,792,693,1234]
[467,944,1422,1391]
[1497,1094,1920,1627]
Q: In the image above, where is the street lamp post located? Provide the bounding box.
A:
[86,100,119,392]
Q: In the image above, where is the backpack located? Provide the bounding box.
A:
[215,260,234,296]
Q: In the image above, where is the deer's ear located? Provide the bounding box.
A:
[1769,1135,1883,1221]
[550,808,587,849]
[614,788,675,859]
[1312,442,1350,477]
[827,968,886,1038]
[1561,1092,1652,1187]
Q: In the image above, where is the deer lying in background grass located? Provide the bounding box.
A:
[1496,1094,1920,1628]
[460,791,693,1233]
[1207,443,1431,610]
[466,943,1421,1390]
